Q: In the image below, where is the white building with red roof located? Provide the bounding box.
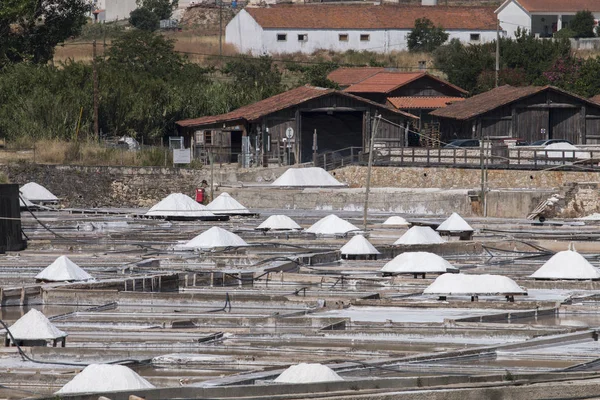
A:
[226,3,499,55]
[497,0,600,38]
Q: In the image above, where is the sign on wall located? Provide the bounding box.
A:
[173,148,191,165]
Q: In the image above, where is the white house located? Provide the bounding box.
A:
[497,0,600,39]
[226,4,498,55]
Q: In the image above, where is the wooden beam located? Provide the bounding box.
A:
[580,105,586,144]
[515,104,579,109]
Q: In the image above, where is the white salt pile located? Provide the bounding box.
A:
[180,226,248,250]
[271,167,343,187]
[256,215,301,231]
[20,182,58,203]
[394,226,444,245]
[381,252,458,274]
[579,213,600,220]
[340,235,380,256]
[540,143,589,159]
[206,192,250,215]
[145,193,215,218]
[274,363,344,384]
[436,213,473,232]
[424,273,526,295]
[306,214,359,235]
[19,195,35,209]
[5,309,66,342]
[56,364,155,394]
[382,216,410,226]
[530,250,600,280]
[35,256,94,282]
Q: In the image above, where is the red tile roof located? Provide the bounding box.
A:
[176,85,417,128]
[342,71,467,95]
[509,0,600,13]
[590,94,600,104]
[388,96,466,109]
[245,5,497,30]
[327,67,385,87]
[430,85,600,120]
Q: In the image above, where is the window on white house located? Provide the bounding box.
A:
[470,33,481,41]
[298,34,308,42]
[360,34,370,41]
[339,33,349,42]
[277,33,287,41]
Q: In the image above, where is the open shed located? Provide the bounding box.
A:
[176,85,417,165]
[430,85,600,145]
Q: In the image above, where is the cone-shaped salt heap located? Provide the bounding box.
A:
[381,252,457,274]
[271,167,343,187]
[274,363,344,384]
[340,235,380,256]
[206,192,250,215]
[35,256,94,282]
[182,226,248,250]
[424,273,526,295]
[5,309,67,343]
[306,214,359,235]
[394,226,444,245]
[145,193,215,218]
[19,195,35,209]
[382,216,410,226]
[436,213,473,232]
[530,245,600,280]
[256,215,301,231]
[57,364,155,394]
[20,182,58,203]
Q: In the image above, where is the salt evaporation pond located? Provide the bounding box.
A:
[319,306,508,323]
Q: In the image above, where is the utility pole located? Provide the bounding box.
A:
[495,18,500,88]
[218,0,223,57]
[209,150,215,202]
[363,113,381,232]
[312,129,317,164]
[92,40,100,141]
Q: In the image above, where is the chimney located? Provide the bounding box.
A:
[421,0,438,5]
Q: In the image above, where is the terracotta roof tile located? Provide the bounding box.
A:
[245,4,497,30]
[430,85,600,120]
[176,85,417,128]
[344,72,424,93]
[512,0,600,13]
[327,67,385,87]
[388,96,466,109]
[590,94,600,104]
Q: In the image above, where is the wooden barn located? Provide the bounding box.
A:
[176,85,417,165]
[429,85,600,145]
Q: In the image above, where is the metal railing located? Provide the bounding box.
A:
[313,147,364,171]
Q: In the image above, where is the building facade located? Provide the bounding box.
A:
[226,4,499,55]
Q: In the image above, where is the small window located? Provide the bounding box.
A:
[339,33,349,42]
[204,130,212,145]
[470,33,481,41]
[360,34,370,42]
[277,33,287,41]
[298,34,308,42]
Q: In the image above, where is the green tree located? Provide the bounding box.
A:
[433,39,494,93]
[570,10,595,38]
[222,55,285,101]
[407,18,449,53]
[286,61,340,89]
[543,56,600,97]
[136,0,178,20]
[129,8,160,31]
[0,0,90,66]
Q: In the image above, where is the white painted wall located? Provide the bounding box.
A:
[226,12,497,55]
[104,0,137,21]
[225,9,264,54]
[497,0,531,38]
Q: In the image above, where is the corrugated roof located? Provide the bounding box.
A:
[327,67,385,87]
[388,96,466,109]
[177,85,417,128]
[511,0,600,13]
[430,85,600,120]
[245,5,498,30]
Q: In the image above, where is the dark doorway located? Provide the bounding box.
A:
[300,111,363,163]
[230,131,243,163]
[549,108,579,143]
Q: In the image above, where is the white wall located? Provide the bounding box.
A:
[225,10,265,54]
[498,0,531,38]
[104,0,137,21]
[226,18,498,55]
